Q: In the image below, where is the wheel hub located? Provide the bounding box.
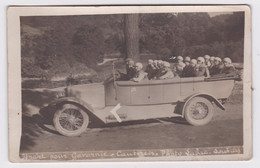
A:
[68,116,76,124]
[59,108,84,131]
[191,102,209,120]
[196,107,204,114]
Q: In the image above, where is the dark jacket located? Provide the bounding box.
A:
[182,65,196,77]
[145,65,157,80]
[126,66,136,80]
[210,63,224,76]
[221,65,237,75]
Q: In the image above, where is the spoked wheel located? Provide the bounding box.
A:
[53,104,89,136]
[184,97,214,126]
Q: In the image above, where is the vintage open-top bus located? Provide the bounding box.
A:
[46,65,240,136]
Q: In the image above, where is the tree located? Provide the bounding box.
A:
[139,13,178,59]
[72,25,105,65]
[225,12,245,41]
[124,14,139,61]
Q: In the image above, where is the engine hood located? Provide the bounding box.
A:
[66,83,105,108]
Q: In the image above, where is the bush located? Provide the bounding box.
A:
[182,40,244,62]
[21,57,43,78]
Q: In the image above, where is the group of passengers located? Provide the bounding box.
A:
[181,55,237,77]
[121,55,236,82]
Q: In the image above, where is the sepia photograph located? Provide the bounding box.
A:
[7,6,251,162]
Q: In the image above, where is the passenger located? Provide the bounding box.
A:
[153,60,159,69]
[204,55,211,67]
[131,62,147,82]
[195,57,210,77]
[210,57,224,75]
[145,59,154,72]
[152,60,160,78]
[182,59,197,77]
[152,60,165,80]
[221,57,237,74]
[210,56,215,65]
[125,58,136,80]
[145,59,156,80]
[158,60,164,69]
[184,56,191,66]
[208,56,215,73]
[117,58,135,80]
[174,56,186,77]
[158,62,174,80]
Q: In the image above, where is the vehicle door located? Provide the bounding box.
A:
[148,80,163,104]
[130,82,150,105]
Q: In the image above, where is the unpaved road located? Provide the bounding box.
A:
[20,82,243,153]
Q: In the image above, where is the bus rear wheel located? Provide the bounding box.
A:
[184,97,214,126]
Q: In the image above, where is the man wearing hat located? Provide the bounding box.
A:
[204,55,211,67]
[152,60,160,79]
[210,57,224,75]
[221,57,236,74]
[182,59,197,77]
[184,56,191,66]
[125,58,136,80]
[117,58,135,80]
[195,57,210,77]
[209,56,215,66]
[131,62,147,82]
[158,62,174,80]
[174,56,186,77]
[145,59,156,80]
[208,56,215,72]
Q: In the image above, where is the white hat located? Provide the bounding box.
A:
[204,55,210,59]
[163,62,170,68]
[128,60,135,66]
[215,57,222,62]
[184,57,191,62]
[197,57,205,63]
[190,59,197,64]
[135,62,143,69]
[148,59,154,64]
[210,56,215,61]
[223,57,232,64]
[177,56,183,61]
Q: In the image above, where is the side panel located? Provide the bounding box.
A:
[109,78,234,106]
[163,83,181,103]
[116,85,131,105]
[180,77,206,97]
[193,80,235,99]
[105,81,119,106]
[149,84,163,103]
[130,85,150,104]
[68,84,105,108]
[181,77,195,96]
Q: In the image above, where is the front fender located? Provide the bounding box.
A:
[181,92,225,117]
[49,97,95,114]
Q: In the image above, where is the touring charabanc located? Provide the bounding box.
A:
[44,60,241,137]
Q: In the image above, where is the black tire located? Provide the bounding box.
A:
[53,104,89,136]
[184,97,214,126]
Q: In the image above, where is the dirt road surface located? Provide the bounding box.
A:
[20,82,243,153]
